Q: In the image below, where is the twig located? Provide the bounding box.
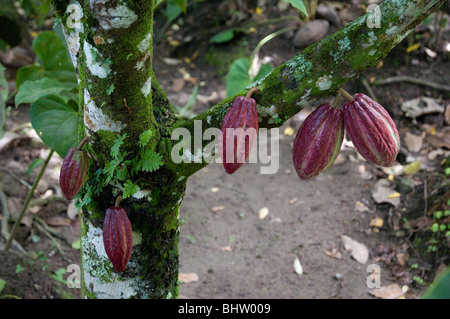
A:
[33,216,70,263]
[0,189,27,255]
[32,215,71,247]
[5,150,54,252]
[29,195,68,207]
[0,168,32,189]
[374,75,450,92]
[361,78,378,101]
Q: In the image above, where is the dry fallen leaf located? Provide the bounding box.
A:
[171,78,185,93]
[369,217,384,228]
[293,258,303,275]
[404,132,424,153]
[396,253,408,266]
[45,216,73,227]
[221,245,232,252]
[324,247,343,259]
[259,207,269,220]
[211,206,225,212]
[369,284,404,299]
[371,179,401,207]
[341,235,369,264]
[289,197,298,205]
[178,273,199,284]
[403,161,421,175]
[401,97,444,118]
[355,200,370,213]
[284,127,295,136]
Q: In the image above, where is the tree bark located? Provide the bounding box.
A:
[52,0,445,298]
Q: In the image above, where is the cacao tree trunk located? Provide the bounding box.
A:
[52,0,445,298]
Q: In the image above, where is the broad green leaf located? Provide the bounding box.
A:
[210,30,237,44]
[16,64,44,90]
[173,0,186,13]
[15,78,73,106]
[0,63,8,139]
[422,266,450,299]
[29,95,78,157]
[71,239,81,250]
[226,58,251,97]
[255,63,274,81]
[0,278,5,294]
[26,158,44,177]
[282,0,308,17]
[32,31,74,72]
[166,0,183,22]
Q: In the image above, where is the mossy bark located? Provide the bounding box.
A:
[51,0,445,298]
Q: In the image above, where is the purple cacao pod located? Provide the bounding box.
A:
[343,93,400,167]
[59,148,88,200]
[293,103,344,180]
[103,207,133,273]
[219,95,259,174]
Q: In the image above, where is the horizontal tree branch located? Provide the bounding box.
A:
[170,0,446,177]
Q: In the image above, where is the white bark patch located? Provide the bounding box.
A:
[85,221,107,258]
[138,33,152,52]
[84,41,111,79]
[62,2,84,68]
[84,270,137,299]
[91,1,138,30]
[84,89,127,132]
[316,76,332,90]
[141,76,152,97]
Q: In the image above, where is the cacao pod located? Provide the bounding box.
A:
[343,93,400,167]
[103,207,133,272]
[59,148,88,200]
[219,95,259,174]
[293,103,344,180]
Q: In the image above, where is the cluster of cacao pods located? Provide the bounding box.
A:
[60,138,133,272]
[219,88,259,174]
[293,92,400,180]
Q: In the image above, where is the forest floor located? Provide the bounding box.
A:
[0,0,449,299]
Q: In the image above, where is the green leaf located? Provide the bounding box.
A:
[111,133,127,158]
[71,239,81,250]
[16,64,43,90]
[138,129,153,148]
[0,63,8,139]
[226,58,251,97]
[255,63,274,81]
[173,0,186,13]
[0,278,5,294]
[26,158,44,177]
[166,0,183,22]
[123,179,139,199]
[32,31,74,71]
[282,0,308,17]
[422,266,450,299]
[15,78,74,106]
[210,29,238,44]
[29,95,78,158]
[138,149,164,172]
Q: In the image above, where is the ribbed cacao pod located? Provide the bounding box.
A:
[103,207,133,273]
[59,148,88,200]
[219,95,259,174]
[293,103,344,180]
[343,93,400,167]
